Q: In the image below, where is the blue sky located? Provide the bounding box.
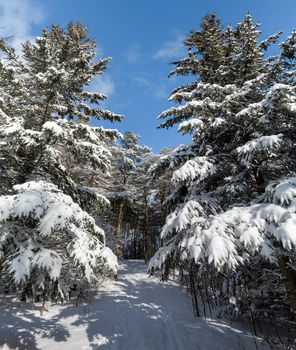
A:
[0,0,295,151]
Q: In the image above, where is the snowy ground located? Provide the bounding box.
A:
[0,260,272,350]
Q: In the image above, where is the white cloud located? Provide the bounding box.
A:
[133,76,168,99]
[126,44,142,63]
[0,0,45,53]
[154,34,185,60]
[90,74,115,97]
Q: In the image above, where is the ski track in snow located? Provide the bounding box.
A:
[0,260,271,350]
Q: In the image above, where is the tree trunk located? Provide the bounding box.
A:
[142,185,150,262]
[40,301,46,316]
[278,255,296,318]
[116,201,125,236]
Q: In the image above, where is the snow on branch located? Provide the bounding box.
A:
[0,180,118,285]
[236,134,282,166]
[160,200,205,239]
[178,118,204,134]
[172,156,217,183]
[150,177,296,272]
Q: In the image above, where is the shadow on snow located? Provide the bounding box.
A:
[0,260,269,350]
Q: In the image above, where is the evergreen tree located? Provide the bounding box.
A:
[0,23,121,303]
[149,14,296,320]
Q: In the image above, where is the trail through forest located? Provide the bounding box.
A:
[0,260,271,350]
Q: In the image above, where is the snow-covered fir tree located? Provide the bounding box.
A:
[149,14,296,319]
[0,23,122,304]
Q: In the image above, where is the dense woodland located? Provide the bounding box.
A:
[0,13,296,348]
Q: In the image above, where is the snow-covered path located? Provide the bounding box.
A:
[0,260,269,350]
